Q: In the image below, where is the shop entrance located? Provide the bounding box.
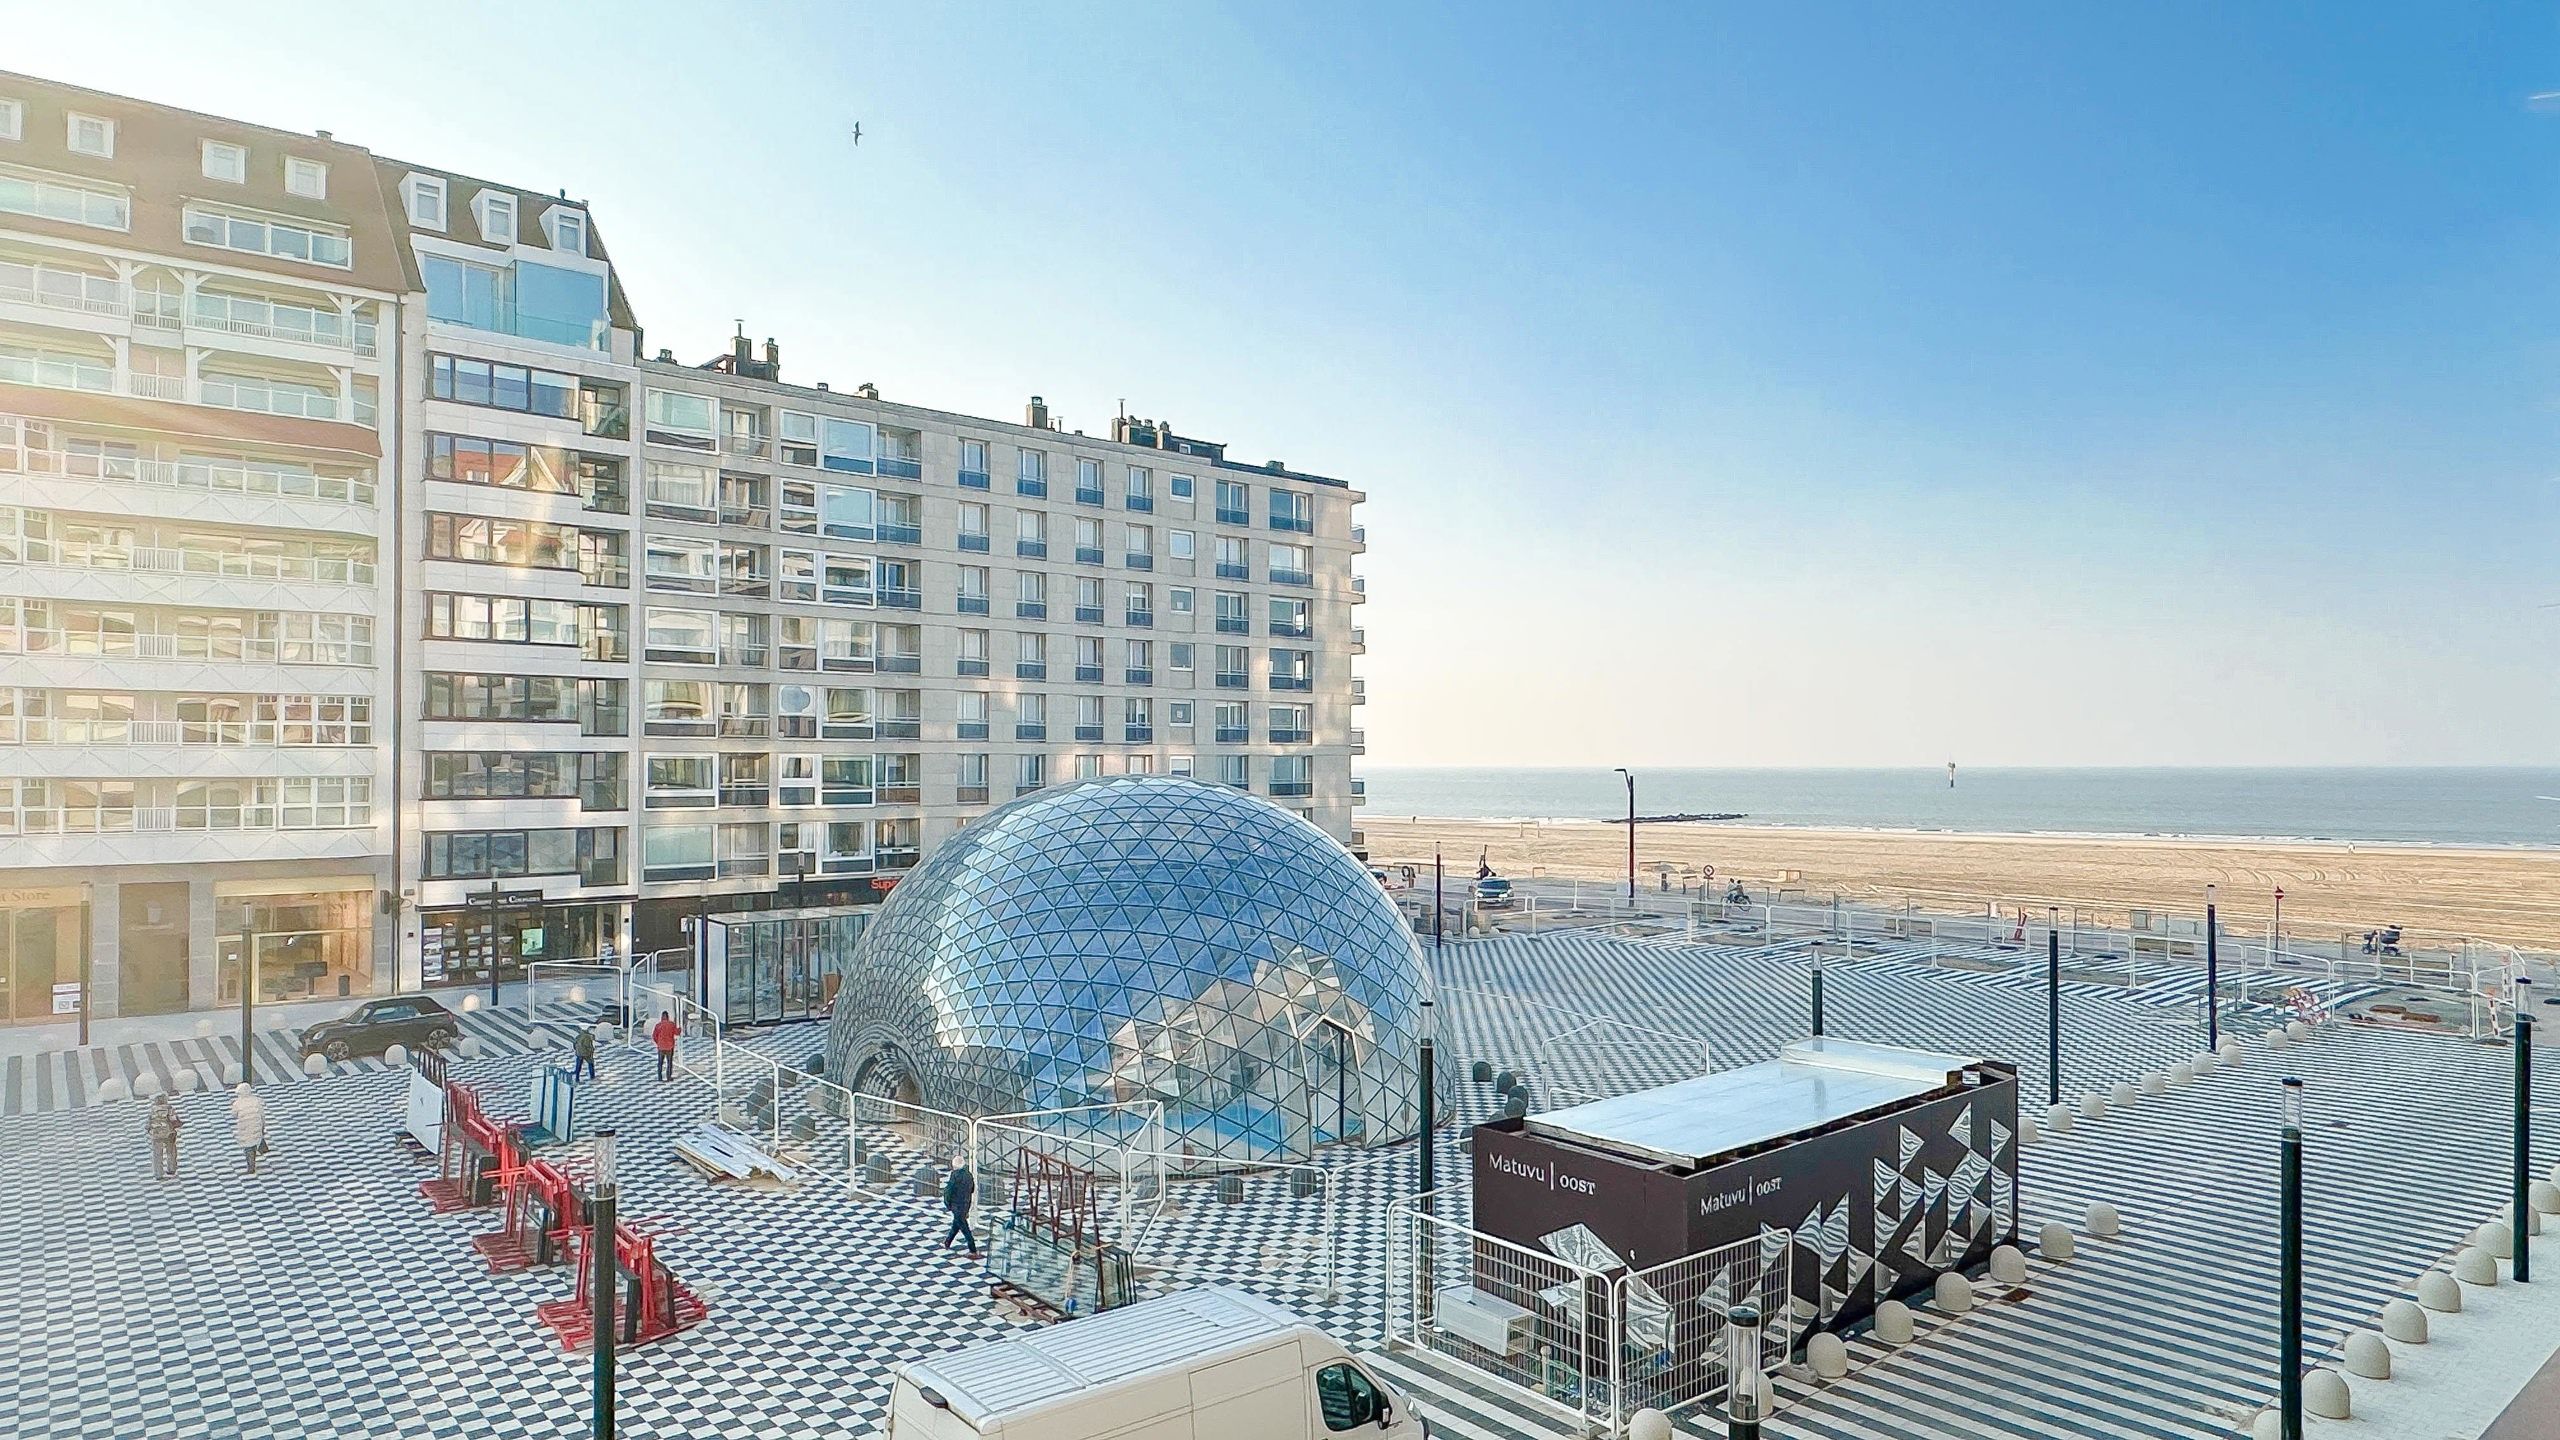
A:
[420,893,606,991]
[0,892,84,1023]
[118,882,190,1016]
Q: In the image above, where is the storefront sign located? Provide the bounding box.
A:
[51,982,83,1015]
[0,886,87,909]
[869,876,899,892]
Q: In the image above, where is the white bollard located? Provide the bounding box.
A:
[94,1077,130,1103]
[2045,1103,2075,1136]
[2286,1020,2312,1042]
[134,1071,163,1097]
[2217,1039,2242,1063]
[1627,1410,1672,1440]
[2266,1028,2290,1051]
[1805,1332,1850,1380]
[221,1064,242,1088]
[2168,1061,2195,1086]
[303,1052,327,1077]
[2077,1091,2109,1120]
[2380,1299,2429,1344]
[2305,1368,2351,1420]
[2084,1201,2121,1238]
[2342,1330,2390,1380]
[2250,1412,2281,1440]
[1989,1244,2028,1284]
[2140,1071,2167,1096]
[2194,1048,2220,1074]
[2039,1221,2076,1261]
[382,1043,408,1069]
[2416,1271,2463,1312]
[2477,1222,2514,1260]
[174,1070,200,1093]
[2020,1112,2042,1145]
[1873,1299,1915,1343]
[2454,1247,2500,1286]
[461,993,481,1012]
[2108,1081,2138,1107]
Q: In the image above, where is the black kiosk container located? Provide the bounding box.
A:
[1471,1038,2020,1353]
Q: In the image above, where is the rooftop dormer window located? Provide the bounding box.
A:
[202,140,246,183]
[285,156,327,199]
[474,190,516,245]
[66,113,113,159]
[404,173,446,231]
[0,100,21,143]
[542,206,587,257]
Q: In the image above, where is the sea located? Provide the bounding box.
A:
[1360,767,2560,849]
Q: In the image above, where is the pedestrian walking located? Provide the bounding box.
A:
[231,1083,268,1176]
[571,1023,599,1083]
[941,1151,979,1256]
[651,1010,680,1083]
[146,1092,182,1181]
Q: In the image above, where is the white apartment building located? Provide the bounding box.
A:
[0,71,1369,1024]
[0,74,400,1023]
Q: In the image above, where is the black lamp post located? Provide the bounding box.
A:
[1724,1302,1764,1440]
[486,878,505,1010]
[1432,847,1444,951]
[2517,978,2535,1285]
[2045,907,2061,1109]
[592,1126,619,1440]
[1810,950,1826,1038]
[239,941,257,1084]
[2278,1077,2304,1440]
[1612,768,1635,902]
[2205,883,2220,1052]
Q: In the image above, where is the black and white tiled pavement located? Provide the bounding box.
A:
[0,931,2545,1439]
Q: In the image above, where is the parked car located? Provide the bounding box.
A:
[1472,876,1514,910]
[299,994,461,1062]
[888,1285,1425,1440]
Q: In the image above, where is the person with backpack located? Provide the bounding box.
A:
[146,1092,182,1181]
[571,1023,599,1083]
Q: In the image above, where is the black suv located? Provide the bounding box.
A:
[299,995,461,1062]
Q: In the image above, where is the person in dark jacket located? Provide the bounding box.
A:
[570,1024,598,1083]
[941,1152,978,1256]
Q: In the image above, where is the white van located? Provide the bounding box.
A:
[887,1286,1425,1440]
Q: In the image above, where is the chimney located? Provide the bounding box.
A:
[816,381,831,392]
[763,338,780,373]
[1266,460,1286,473]
[1027,396,1050,430]
[316,129,334,142]
[855,382,880,401]
[733,332,752,368]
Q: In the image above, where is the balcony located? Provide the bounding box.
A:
[1270,781,1313,798]
[878,846,921,869]
[1126,494,1154,514]
[1214,673,1249,690]
[878,654,923,674]
[877,455,923,481]
[878,719,922,739]
[1215,562,1251,581]
[1270,569,1312,588]
[878,589,923,611]
[1125,667,1153,686]
[956,785,990,804]
[11,628,373,668]
[8,718,372,747]
[1075,486,1106,507]
[718,856,772,878]
[1124,610,1153,629]
[1214,726,1249,744]
[1016,662,1048,680]
[1351,778,1368,805]
[1,445,376,510]
[878,784,921,806]
[959,469,991,490]
[820,720,874,741]
[1075,546,1105,566]
[1123,725,1153,743]
[1351,627,1366,650]
[1124,554,1153,572]
[958,533,991,553]
[1216,507,1250,526]
[1352,576,1368,602]
[1074,724,1105,742]
[1075,664,1105,683]
[1270,676,1312,693]
[1015,723,1047,741]
[717,785,771,807]
[1351,678,1367,704]
[1015,602,1047,621]
[1074,605,1105,625]
[1016,477,1048,499]
[877,523,923,546]
[9,543,374,588]
[1016,540,1048,560]
[1268,514,1313,535]
[1015,782,1044,797]
[718,715,772,739]
[1270,621,1311,639]
[958,721,989,740]
[1269,728,1312,745]
[957,659,990,678]
[1351,524,1367,547]
[12,802,372,835]
[1216,617,1250,635]
[1351,728,1366,753]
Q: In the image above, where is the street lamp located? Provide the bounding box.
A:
[2278,1078,2304,1440]
[239,941,258,1084]
[592,1126,620,1440]
[2045,906,2061,1108]
[2204,884,2220,1051]
[1612,768,1635,902]
[2517,978,2535,1285]
[1723,1303,1764,1440]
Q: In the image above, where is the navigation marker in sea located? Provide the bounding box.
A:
[1948,761,1957,789]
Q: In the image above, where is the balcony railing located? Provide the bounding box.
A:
[877,456,923,480]
[1215,562,1251,581]
[1124,554,1153,572]
[1126,494,1154,514]
[1015,723,1048,741]
[1123,725,1153,743]
[878,847,921,869]
[1269,569,1312,587]
[1015,662,1048,680]
[958,469,990,490]
[1351,525,1367,545]
[878,785,921,806]
[878,589,923,611]
[877,523,923,546]
[1270,781,1313,798]
[1074,665,1104,683]
[1216,617,1250,635]
[7,718,371,747]
[878,654,923,674]
[1270,622,1311,639]
[1015,602,1047,620]
[1216,507,1250,525]
[1268,514,1313,534]
[1124,610,1153,628]
[9,544,374,586]
[956,659,989,677]
[957,595,990,616]
[957,722,989,741]
[1214,726,1249,743]
[1016,477,1048,498]
[1074,724,1105,742]
[10,803,372,834]
[9,629,372,666]
[0,276,128,319]
[956,785,990,804]
[717,785,771,807]
[1350,728,1366,751]
[718,856,772,878]
[1214,673,1249,689]
[718,715,772,738]
[1016,539,1048,559]
[1351,627,1366,647]
[189,304,380,357]
[1074,605,1104,624]
[1125,668,1153,686]
[1075,546,1105,566]
[1,444,375,507]
[1075,487,1106,507]
[958,533,990,553]
[1268,728,1311,745]
[877,719,922,739]
[1270,676,1312,692]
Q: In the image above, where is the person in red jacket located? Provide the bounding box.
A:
[650,1010,680,1082]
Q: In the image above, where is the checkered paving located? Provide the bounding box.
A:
[0,930,2543,1440]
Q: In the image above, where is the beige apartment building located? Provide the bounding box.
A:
[0,71,1368,1024]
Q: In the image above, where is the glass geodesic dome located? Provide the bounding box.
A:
[822,774,1434,1165]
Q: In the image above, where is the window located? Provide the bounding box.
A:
[646,461,718,523]
[1170,530,1196,561]
[1075,516,1104,564]
[644,754,716,809]
[1015,752,1047,794]
[822,417,875,473]
[1016,571,1047,619]
[202,141,247,183]
[1126,467,1153,510]
[1017,448,1047,496]
[644,608,717,664]
[427,514,582,571]
[958,502,991,551]
[957,753,990,802]
[1270,704,1313,742]
[1169,587,1195,615]
[1216,535,1251,580]
[0,100,19,143]
[822,554,874,606]
[644,537,717,594]
[1218,754,1249,789]
[956,629,989,677]
[1216,591,1251,634]
[429,355,575,418]
[1126,582,1154,626]
[642,825,716,882]
[1270,597,1311,638]
[956,691,989,741]
[1169,753,1195,777]
[1017,631,1048,679]
[183,205,351,267]
[645,390,718,450]
[1169,473,1195,501]
[66,113,114,158]
[1271,754,1314,798]
[284,156,328,199]
[821,483,875,540]
[1075,753,1105,780]
[1270,489,1314,533]
[1170,642,1195,675]
[1215,646,1251,689]
[1270,649,1315,690]
[1125,524,1153,566]
[546,207,587,255]
[1017,510,1048,558]
[476,189,518,244]
[0,166,129,230]
[406,174,447,230]
[1169,700,1194,727]
[1076,457,1104,504]
[1270,543,1313,585]
[957,565,990,614]
[959,439,990,488]
[1214,700,1249,741]
[1216,478,1251,524]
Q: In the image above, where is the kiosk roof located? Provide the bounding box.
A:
[1524,1038,1990,1168]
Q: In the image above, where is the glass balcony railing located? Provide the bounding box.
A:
[1075,546,1105,566]
[1075,487,1105,507]
[958,469,990,490]
[958,533,990,553]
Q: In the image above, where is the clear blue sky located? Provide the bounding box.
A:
[26,2,2558,765]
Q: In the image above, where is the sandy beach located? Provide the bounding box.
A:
[1361,817,2560,951]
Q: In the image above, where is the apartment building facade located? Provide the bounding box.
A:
[0,76,401,1025]
[0,71,1368,1024]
